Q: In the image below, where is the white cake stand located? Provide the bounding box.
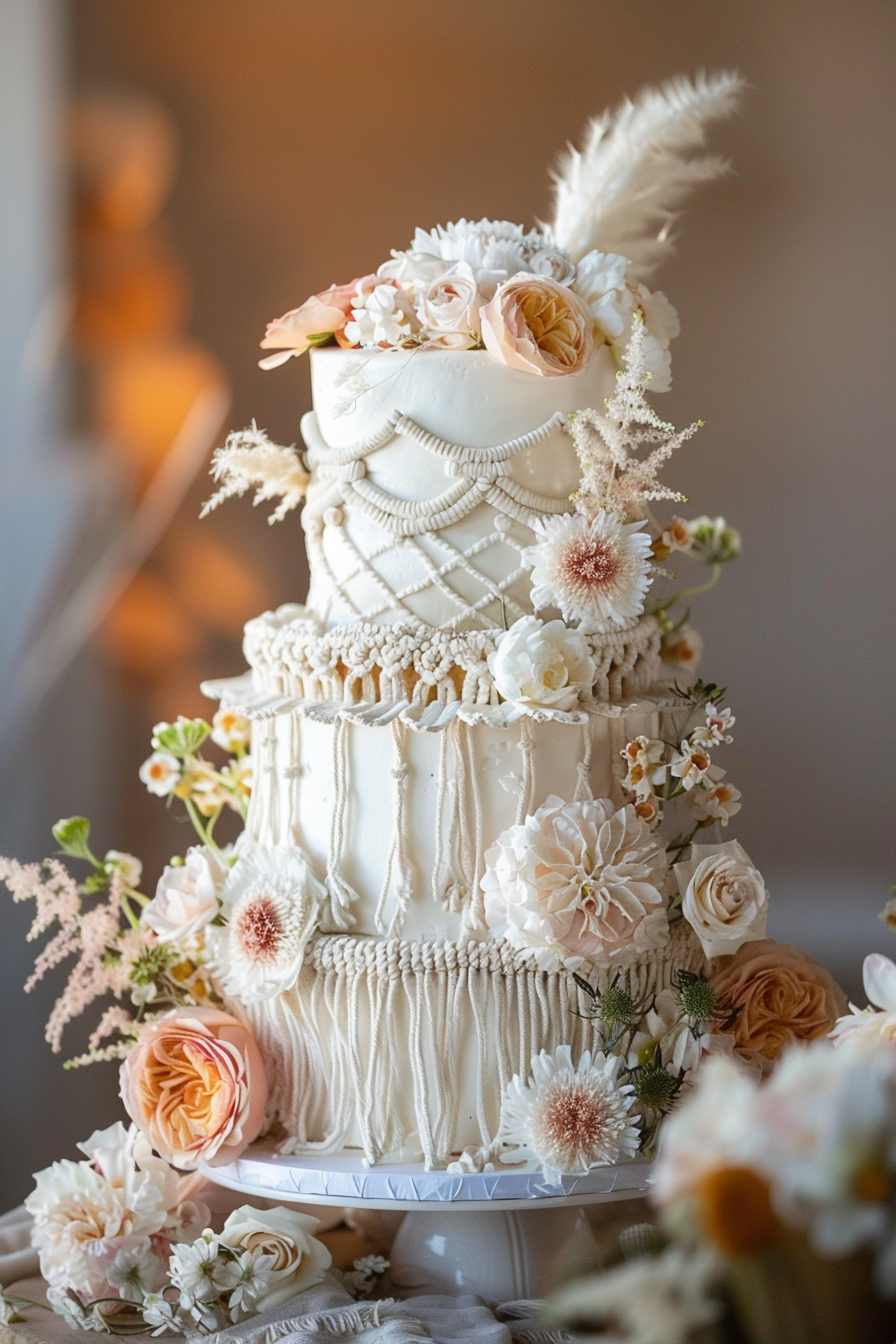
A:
[201,1145,652,1303]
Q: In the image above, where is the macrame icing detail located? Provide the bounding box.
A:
[236,702,680,933]
[238,923,706,1169]
[213,606,663,725]
[300,409,579,630]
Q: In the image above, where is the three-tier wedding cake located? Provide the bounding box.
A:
[193,73,763,1170]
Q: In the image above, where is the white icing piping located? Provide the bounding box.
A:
[238,925,705,1168]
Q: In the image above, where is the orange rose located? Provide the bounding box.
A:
[259,276,377,367]
[120,1008,267,1170]
[710,939,847,1073]
[481,273,593,376]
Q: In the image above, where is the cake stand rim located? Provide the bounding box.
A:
[199,1145,654,1213]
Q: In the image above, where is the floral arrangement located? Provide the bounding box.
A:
[545,947,896,1343]
[257,73,742,380]
[0,1120,334,1335]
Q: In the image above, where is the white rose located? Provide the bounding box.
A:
[675,841,768,958]
[417,261,482,349]
[488,616,596,713]
[220,1206,331,1311]
[142,845,228,943]
[529,247,576,285]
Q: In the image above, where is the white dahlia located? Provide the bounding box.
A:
[214,847,326,1001]
[498,1046,640,1182]
[523,511,653,633]
[481,794,669,972]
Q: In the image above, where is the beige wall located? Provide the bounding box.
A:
[71,0,894,874]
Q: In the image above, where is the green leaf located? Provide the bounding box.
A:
[305,330,336,347]
[152,716,211,758]
[52,817,95,863]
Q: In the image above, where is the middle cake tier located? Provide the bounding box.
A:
[232,689,681,942]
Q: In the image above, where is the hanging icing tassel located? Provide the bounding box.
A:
[573,716,595,802]
[374,720,416,936]
[326,718,361,930]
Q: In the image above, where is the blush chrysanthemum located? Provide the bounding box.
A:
[497,1046,640,1182]
[212,847,326,1002]
[523,511,653,633]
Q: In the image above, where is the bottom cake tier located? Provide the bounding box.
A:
[236,921,706,1169]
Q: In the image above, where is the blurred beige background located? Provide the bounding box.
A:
[0,0,893,1205]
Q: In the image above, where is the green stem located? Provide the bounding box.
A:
[184,797,212,847]
[205,805,223,846]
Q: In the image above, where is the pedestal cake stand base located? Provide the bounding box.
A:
[202,1146,653,1303]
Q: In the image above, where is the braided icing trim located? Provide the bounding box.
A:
[242,606,662,710]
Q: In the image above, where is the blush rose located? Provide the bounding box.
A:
[481,272,594,376]
[120,1008,268,1170]
[259,276,377,367]
[710,939,847,1073]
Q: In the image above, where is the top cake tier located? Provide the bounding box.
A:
[301,344,618,631]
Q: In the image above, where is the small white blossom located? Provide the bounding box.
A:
[670,741,712,791]
[106,1237,163,1304]
[227,1249,275,1322]
[46,1287,111,1333]
[687,769,742,825]
[139,751,181,797]
[688,515,741,564]
[211,705,252,753]
[169,1232,240,1306]
[621,736,667,801]
[692,704,735,747]
[103,850,143,888]
[140,1293,182,1336]
[344,282,419,346]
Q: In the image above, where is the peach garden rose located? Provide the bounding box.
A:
[710,938,847,1073]
[120,1008,268,1170]
[480,272,594,376]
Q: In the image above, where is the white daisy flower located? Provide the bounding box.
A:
[670,741,713,791]
[106,1238,164,1304]
[216,847,327,1001]
[211,705,252,753]
[523,511,653,633]
[687,770,742,826]
[497,1045,640,1182]
[139,751,181,798]
[549,1245,722,1344]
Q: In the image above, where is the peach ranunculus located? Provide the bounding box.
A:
[710,939,847,1073]
[480,272,594,376]
[120,1008,268,1170]
[259,276,377,368]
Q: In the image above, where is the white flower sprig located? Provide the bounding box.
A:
[568,313,703,523]
[201,422,310,525]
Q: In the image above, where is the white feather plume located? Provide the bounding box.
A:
[549,71,744,276]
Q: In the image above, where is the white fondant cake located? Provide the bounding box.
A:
[197,88,758,1170]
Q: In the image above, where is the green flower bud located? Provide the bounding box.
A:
[599,984,639,1029]
[632,1063,680,1110]
[678,975,718,1022]
[688,515,741,564]
[151,716,211,758]
[52,816,95,863]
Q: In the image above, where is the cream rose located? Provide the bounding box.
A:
[711,939,847,1073]
[418,261,482,349]
[259,276,377,368]
[488,615,596,712]
[675,841,768,958]
[481,272,594,376]
[120,1008,268,1170]
[142,845,228,944]
[220,1206,332,1310]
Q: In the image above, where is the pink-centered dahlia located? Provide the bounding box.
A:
[481,794,669,972]
[213,847,327,1001]
[497,1046,640,1181]
[523,511,653,633]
